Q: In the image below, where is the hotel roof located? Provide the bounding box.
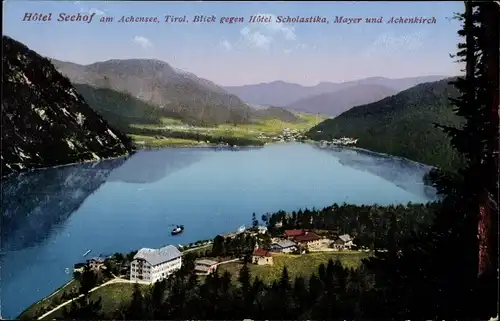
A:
[294,232,321,242]
[253,248,272,257]
[284,229,305,237]
[276,240,297,248]
[134,245,182,266]
[339,234,352,242]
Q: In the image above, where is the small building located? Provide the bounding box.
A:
[130,245,182,284]
[270,240,297,253]
[257,226,268,234]
[294,232,322,248]
[87,257,106,270]
[194,259,218,275]
[284,229,305,239]
[252,249,273,265]
[73,263,86,273]
[333,234,354,250]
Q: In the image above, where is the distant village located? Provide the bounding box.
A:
[318,137,358,147]
[258,128,306,142]
[74,224,360,285]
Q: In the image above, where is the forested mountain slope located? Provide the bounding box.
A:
[52,59,255,126]
[306,78,463,170]
[1,36,133,177]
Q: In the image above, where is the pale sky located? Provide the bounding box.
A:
[3,1,464,86]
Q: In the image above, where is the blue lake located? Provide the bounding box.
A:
[0,143,436,318]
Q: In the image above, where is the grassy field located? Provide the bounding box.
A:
[21,250,364,319]
[39,283,150,320]
[129,134,204,147]
[18,279,80,320]
[182,243,213,255]
[128,113,327,148]
[89,283,149,317]
[219,251,369,284]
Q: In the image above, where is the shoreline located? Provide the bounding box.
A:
[1,141,282,181]
[345,146,436,170]
[0,153,133,181]
[311,140,435,170]
[1,141,433,182]
[13,197,437,318]
[135,143,266,150]
[16,223,365,319]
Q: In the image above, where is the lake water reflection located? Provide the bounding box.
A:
[0,143,435,318]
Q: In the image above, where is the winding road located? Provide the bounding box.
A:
[37,278,133,320]
[37,257,240,320]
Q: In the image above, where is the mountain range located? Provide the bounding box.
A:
[51,58,255,126]
[1,35,133,178]
[306,78,463,170]
[1,34,459,177]
[285,84,398,117]
[51,57,448,121]
[223,75,447,114]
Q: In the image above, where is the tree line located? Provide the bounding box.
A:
[125,126,265,147]
[263,202,441,250]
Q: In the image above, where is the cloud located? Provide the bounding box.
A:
[79,6,106,16]
[375,32,424,50]
[221,40,232,51]
[239,13,296,49]
[364,31,425,58]
[89,8,106,16]
[240,27,273,49]
[283,43,310,54]
[133,36,153,49]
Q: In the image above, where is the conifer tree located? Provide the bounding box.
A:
[238,263,253,316]
[125,283,145,319]
[363,2,498,318]
[63,295,102,320]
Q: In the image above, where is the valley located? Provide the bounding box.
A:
[305,78,463,171]
[124,112,326,148]
[48,57,331,149]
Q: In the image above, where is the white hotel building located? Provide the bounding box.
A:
[130,245,182,284]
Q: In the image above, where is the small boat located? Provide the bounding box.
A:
[82,249,91,257]
[237,225,246,233]
[171,225,184,236]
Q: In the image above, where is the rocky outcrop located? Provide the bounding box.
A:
[1,36,133,178]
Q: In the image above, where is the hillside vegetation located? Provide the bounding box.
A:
[73,84,168,128]
[253,106,302,122]
[1,36,132,177]
[52,59,255,126]
[70,83,322,147]
[306,78,464,170]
